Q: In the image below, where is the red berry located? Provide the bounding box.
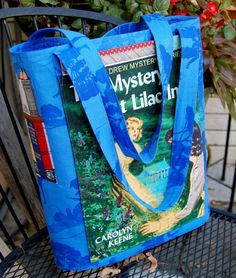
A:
[202,41,206,50]
[205,1,219,16]
[170,0,178,5]
[173,7,189,15]
[200,11,211,22]
[216,19,224,29]
[173,8,180,15]
[181,9,189,16]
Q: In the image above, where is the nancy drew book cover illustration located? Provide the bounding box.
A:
[59,40,205,262]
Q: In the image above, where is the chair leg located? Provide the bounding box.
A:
[228,162,236,212]
[221,114,231,181]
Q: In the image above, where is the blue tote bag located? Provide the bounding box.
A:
[10,14,209,271]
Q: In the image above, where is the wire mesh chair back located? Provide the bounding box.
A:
[0,7,123,260]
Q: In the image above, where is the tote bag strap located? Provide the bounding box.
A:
[94,15,174,164]
[155,16,201,209]
[29,24,173,165]
[29,18,202,212]
[103,15,175,164]
[124,14,200,210]
[103,13,164,36]
[29,28,166,211]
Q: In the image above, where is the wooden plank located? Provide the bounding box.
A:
[0,87,45,229]
[0,25,44,228]
[0,237,29,277]
[0,237,11,258]
[0,171,8,202]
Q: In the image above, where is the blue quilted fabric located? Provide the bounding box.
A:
[10,14,209,271]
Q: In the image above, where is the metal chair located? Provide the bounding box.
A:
[0,3,123,266]
[0,6,236,278]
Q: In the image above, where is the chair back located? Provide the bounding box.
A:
[0,6,123,260]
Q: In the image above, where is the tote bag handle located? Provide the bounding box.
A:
[108,14,202,210]
[28,16,202,212]
[29,20,173,165]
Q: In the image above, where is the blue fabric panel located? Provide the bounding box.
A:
[10,15,209,271]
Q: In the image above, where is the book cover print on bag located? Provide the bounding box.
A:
[59,39,205,261]
[10,14,209,271]
[18,69,57,182]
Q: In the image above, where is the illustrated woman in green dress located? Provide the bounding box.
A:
[114,117,158,208]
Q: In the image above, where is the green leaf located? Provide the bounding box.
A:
[136,0,149,3]
[232,20,236,29]
[232,88,236,98]
[91,0,103,10]
[62,1,69,8]
[220,74,236,88]
[224,26,236,41]
[126,2,139,14]
[39,0,59,5]
[218,78,227,95]
[140,4,154,14]
[196,0,207,8]
[218,50,236,61]
[125,0,136,6]
[153,0,170,13]
[178,4,185,10]
[212,74,226,107]
[132,10,143,21]
[20,0,35,7]
[220,0,232,10]
[71,19,82,30]
[90,23,106,38]
[104,4,124,18]
[226,90,236,121]
[101,0,110,8]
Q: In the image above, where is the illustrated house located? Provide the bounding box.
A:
[144,159,170,182]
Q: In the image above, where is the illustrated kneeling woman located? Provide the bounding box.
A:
[139,122,205,235]
[114,117,158,208]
